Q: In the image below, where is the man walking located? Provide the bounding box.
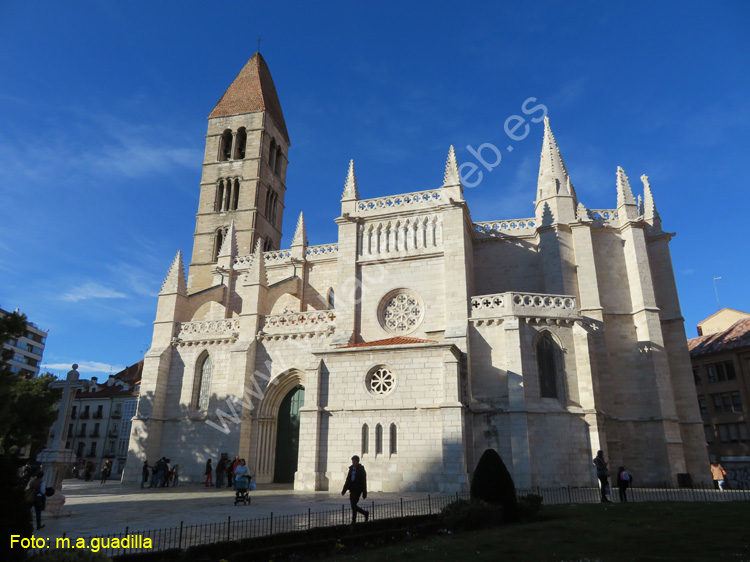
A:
[341,455,369,524]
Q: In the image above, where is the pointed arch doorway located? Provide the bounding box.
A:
[273,385,305,483]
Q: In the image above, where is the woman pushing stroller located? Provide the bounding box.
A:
[233,459,252,505]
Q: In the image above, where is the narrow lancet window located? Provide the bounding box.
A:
[361,424,369,455]
[235,127,247,159]
[537,332,559,398]
[219,129,232,161]
[390,423,397,454]
[195,354,212,410]
[375,423,383,455]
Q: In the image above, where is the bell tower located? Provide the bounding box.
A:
[188,52,290,292]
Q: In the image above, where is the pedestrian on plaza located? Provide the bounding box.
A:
[85,461,94,482]
[157,457,169,487]
[172,463,180,487]
[341,455,369,524]
[205,459,213,487]
[593,450,611,503]
[26,470,46,530]
[141,461,150,489]
[216,456,227,488]
[100,459,112,484]
[227,455,239,488]
[710,459,727,491]
[616,466,633,502]
[149,461,159,488]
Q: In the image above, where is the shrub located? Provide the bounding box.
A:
[439,499,502,532]
[470,449,518,522]
[517,494,543,520]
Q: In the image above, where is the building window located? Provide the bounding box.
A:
[219,129,232,161]
[327,289,335,310]
[234,127,246,159]
[109,440,116,454]
[716,423,749,444]
[89,442,97,457]
[711,392,743,413]
[704,425,714,444]
[697,395,708,415]
[274,145,283,175]
[269,138,277,171]
[213,227,229,261]
[390,423,397,455]
[706,361,736,383]
[692,367,701,386]
[215,180,225,212]
[378,288,424,335]
[92,423,100,437]
[537,332,559,399]
[265,188,278,226]
[375,424,383,455]
[361,424,369,455]
[77,442,85,457]
[195,354,213,410]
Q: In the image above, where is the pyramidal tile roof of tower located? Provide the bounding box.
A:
[687,318,750,357]
[209,52,290,144]
[340,337,437,349]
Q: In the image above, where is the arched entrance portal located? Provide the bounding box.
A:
[273,385,305,483]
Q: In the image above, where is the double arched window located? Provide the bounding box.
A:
[194,353,213,410]
[268,138,283,175]
[213,227,229,261]
[219,129,233,161]
[265,188,278,226]
[234,127,247,159]
[217,128,247,162]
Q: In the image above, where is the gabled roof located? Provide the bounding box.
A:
[688,318,750,357]
[75,360,143,398]
[340,337,437,349]
[209,52,290,144]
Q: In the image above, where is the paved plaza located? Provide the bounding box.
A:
[37,479,436,542]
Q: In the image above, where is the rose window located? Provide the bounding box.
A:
[366,367,395,396]
[379,289,424,335]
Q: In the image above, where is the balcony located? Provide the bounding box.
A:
[90,432,100,438]
[108,430,118,438]
[93,412,103,419]
[79,412,90,419]
[111,412,121,419]
[77,431,86,438]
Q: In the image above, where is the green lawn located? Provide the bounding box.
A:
[329,502,750,561]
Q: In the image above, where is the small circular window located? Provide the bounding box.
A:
[366,366,395,396]
[378,289,424,335]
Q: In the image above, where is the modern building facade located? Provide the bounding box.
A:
[68,362,141,478]
[126,53,708,491]
[689,316,750,489]
[1,306,47,378]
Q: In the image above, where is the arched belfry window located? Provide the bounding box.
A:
[390,423,398,455]
[274,145,283,175]
[213,227,228,261]
[537,331,561,398]
[230,179,239,210]
[265,188,278,226]
[195,354,213,410]
[361,424,369,455]
[263,237,274,252]
[269,138,277,170]
[327,288,335,310]
[215,180,225,212]
[375,423,383,455]
[234,127,247,159]
[219,129,233,161]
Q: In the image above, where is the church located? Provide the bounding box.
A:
[125,53,707,491]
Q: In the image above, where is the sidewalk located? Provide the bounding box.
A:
[37,479,438,541]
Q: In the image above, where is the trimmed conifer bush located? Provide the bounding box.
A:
[470,448,518,522]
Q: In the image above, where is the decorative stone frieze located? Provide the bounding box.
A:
[474,218,537,238]
[173,319,240,345]
[358,215,442,259]
[306,244,339,260]
[586,209,619,227]
[355,189,443,214]
[259,310,336,337]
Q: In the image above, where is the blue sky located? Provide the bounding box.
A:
[1,1,748,376]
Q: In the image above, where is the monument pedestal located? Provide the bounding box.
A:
[38,448,76,518]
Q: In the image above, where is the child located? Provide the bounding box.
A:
[616,466,633,502]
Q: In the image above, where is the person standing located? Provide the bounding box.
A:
[228,455,239,488]
[216,456,226,488]
[100,459,112,485]
[26,471,46,530]
[341,455,369,524]
[710,460,727,491]
[593,450,611,503]
[616,466,633,502]
[205,459,213,487]
[141,461,150,489]
[172,463,180,487]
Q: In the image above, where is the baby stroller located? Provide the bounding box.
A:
[234,475,251,505]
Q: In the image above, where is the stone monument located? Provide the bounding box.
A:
[37,364,88,518]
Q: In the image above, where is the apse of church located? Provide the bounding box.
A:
[125,53,707,492]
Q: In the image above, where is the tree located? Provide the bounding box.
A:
[0,310,62,556]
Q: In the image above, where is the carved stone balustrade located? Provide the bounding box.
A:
[474,218,537,238]
[587,209,619,227]
[306,244,339,260]
[259,310,336,340]
[356,189,443,214]
[174,319,241,345]
[470,292,578,323]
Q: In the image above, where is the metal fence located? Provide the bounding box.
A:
[68,486,749,557]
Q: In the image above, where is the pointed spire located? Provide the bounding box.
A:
[537,116,572,200]
[247,238,267,286]
[341,159,359,201]
[442,145,461,188]
[218,220,238,258]
[637,194,644,216]
[641,174,661,224]
[209,52,289,144]
[616,166,636,208]
[292,212,308,247]
[161,251,186,295]
[576,202,591,222]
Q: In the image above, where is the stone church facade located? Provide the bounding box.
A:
[125,53,707,491]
